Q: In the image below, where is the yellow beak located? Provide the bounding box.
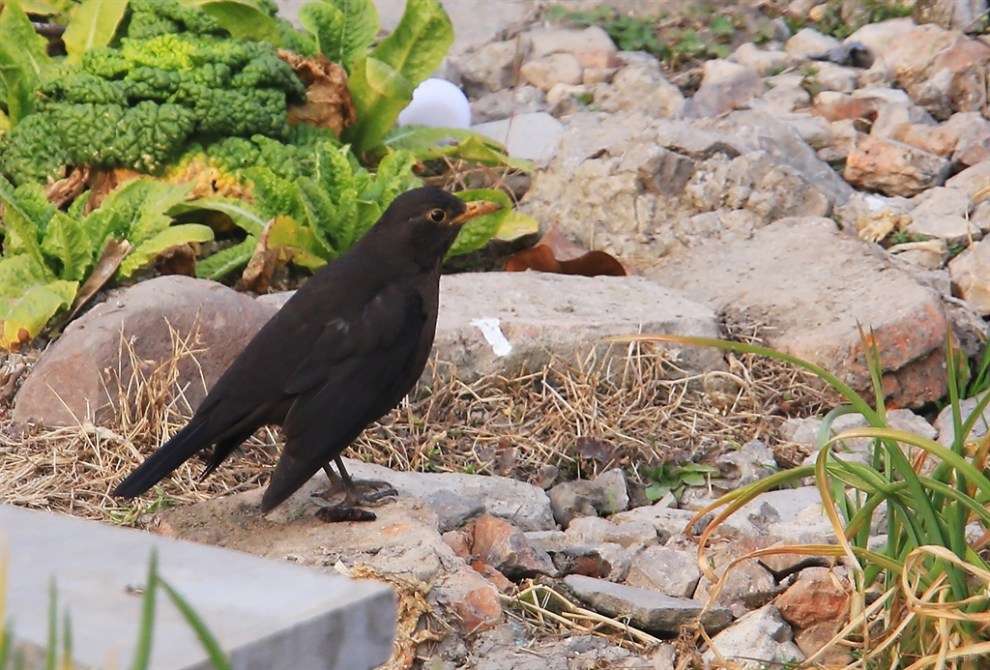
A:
[450,200,502,226]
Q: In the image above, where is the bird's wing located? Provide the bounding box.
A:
[260,281,430,510]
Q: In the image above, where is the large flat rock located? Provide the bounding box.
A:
[642,216,949,407]
[1,505,395,670]
[433,272,723,382]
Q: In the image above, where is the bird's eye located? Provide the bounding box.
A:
[428,208,446,223]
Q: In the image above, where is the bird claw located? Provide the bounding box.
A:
[317,478,397,505]
[349,479,398,504]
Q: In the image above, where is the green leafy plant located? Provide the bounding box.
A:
[0,0,531,350]
[0,176,211,348]
[643,462,717,501]
[618,330,990,667]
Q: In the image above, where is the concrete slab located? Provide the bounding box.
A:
[0,505,395,670]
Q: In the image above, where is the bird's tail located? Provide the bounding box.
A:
[113,420,211,498]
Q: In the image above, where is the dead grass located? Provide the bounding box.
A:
[0,324,827,525]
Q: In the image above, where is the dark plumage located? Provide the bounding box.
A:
[114,187,500,514]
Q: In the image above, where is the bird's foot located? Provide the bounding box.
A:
[348,479,398,504]
[312,479,397,522]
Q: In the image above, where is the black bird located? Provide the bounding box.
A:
[114,187,500,518]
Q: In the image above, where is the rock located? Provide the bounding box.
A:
[469,625,569,670]
[914,0,990,32]
[643,217,950,408]
[703,605,805,668]
[434,273,724,385]
[946,162,990,200]
[548,470,628,528]
[907,187,982,244]
[522,111,850,262]
[776,567,851,662]
[785,28,842,57]
[848,20,990,119]
[844,135,951,197]
[624,545,701,599]
[694,545,778,617]
[472,112,564,163]
[469,514,557,579]
[717,439,777,487]
[609,505,702,542]
[949,237,990,315]
[809,62,860,93]
[455,40,521,95]
[687,59,763,117]
[470,85,547,123]
[796,410,938,469]
[760,73,813,112]
[934,391,990,447]
[592,53,685,117]
[775,567,850,628]
[947,111,990,166]
[339,458,555,531]
[522,26,618,66]
[563,574,732,634]
[888,239,949,269]
[549,546,615,580]
[13,276,277,426]
[520,53,583,91]
[564,516,656,548]
[730,43,793,76]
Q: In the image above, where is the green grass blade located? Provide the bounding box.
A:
[157,579,232,670]
[131,551,160,670]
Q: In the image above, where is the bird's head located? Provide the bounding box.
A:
[367,186,502,269]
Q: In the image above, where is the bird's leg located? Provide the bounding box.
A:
[313,458,398,523]
[334,456,398,504]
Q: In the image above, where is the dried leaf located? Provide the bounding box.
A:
[504,245,626,277]
[67,239,131,320]
[279,50,356,136]
[238,216,295,293]
[44,168,90,209]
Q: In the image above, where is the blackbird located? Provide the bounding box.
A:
[114,187,500,519]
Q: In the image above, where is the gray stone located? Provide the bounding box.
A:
[338,458,555,531]
[643,217,950,407]
[949,237,990,315]
[434,272,723,385]
[730,43,794,75]
[687,59,763,117]
[563,575,732,634]
[13,276,277,427]
[717,439,778,487]
[520,53,583,91]
[609,505,704,542]
[470,85,547,123]
[694,557,777,617]
[2,505,394,670]
[760,74,813,112]
[908,187,982,244]
[455,40,521,95]
[914,0,990,32]
[703,605,805,668]
[565,516,657,548]
[809,61,860,92]
[472,112,563,163]
[624,546,701,599]
[593,53,685,117]
[785,28,841,57]
[523,26,617,64]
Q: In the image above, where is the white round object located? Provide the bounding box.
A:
[397,78,471,129]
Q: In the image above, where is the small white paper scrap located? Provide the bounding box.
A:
[470,317,512,356]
